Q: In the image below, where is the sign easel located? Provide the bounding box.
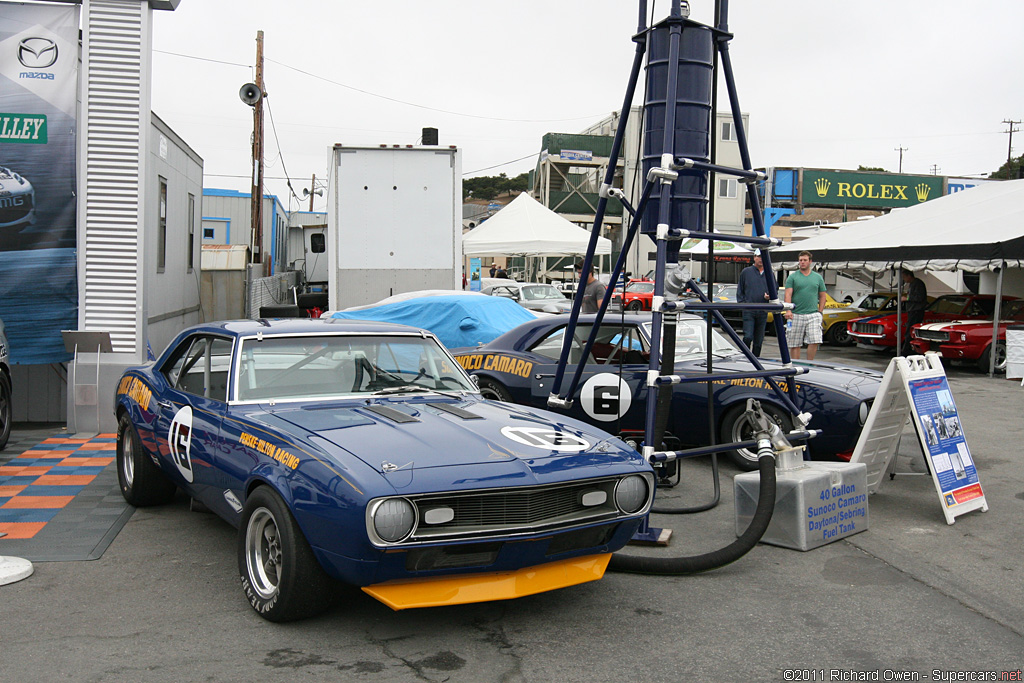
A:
[62,330,113,440]
[850,353,987,525]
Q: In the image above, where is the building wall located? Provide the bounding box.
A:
[201,190,288,273]
[145,114,203,356]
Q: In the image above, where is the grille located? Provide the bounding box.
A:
[398,475,648,544]
[853,323,883,335]
[916,329,949,342]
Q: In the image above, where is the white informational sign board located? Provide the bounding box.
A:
[850,353,988,525]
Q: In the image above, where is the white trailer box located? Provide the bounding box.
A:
[328,145,462,309]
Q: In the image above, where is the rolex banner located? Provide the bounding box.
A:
[0,2,79,364]
[801,170,944,209]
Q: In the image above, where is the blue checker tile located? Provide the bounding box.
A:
[0,508,62,523]
[21,485,88,497]
[0,497,10,506]
[0,475,44,486]
[45,466,108,476]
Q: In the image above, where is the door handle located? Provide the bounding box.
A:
[157,399,174,410]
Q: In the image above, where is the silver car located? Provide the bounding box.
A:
[0,166,35,229]
[481,282,572,313]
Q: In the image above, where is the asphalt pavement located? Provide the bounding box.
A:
[1,340,1021,682]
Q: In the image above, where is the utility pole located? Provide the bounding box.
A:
[930,164,940,175]
[894,145,907,173]
[1002,119,1020,168]
[309,173,316,211]
[250,31,266,272]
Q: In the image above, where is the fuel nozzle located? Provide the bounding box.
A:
[745,398,806,469]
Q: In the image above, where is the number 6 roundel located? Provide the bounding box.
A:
[580,373,632,422]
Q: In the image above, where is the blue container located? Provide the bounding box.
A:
[642,21,714,262]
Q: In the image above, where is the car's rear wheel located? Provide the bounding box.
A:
[626,300,644,312]
[0,373,11,451]
[826,321,852,346]
[238,486,332,622]
[116,412,176,506]
[720,403,793,471]
[477,377,512,402]
[977,342,1006,373]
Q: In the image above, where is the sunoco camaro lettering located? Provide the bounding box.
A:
[114,319,653,621]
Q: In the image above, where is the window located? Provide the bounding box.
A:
[719,178,738,199]
[157,177,167,272]
[187,193,195,272]
[721,120,737,142]
[203,227,215,240]
[309,232,325,253]
[165,336,234,402]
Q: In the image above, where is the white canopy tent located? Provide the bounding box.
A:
[462,193,612,257]
[772,179,1024,273]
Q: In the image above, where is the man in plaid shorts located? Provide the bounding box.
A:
[784,250,827,360]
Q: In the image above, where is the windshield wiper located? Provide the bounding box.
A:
[373,385,461,399]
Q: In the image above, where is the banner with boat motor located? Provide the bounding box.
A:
[0,2,79,363]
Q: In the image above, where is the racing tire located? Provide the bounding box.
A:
[116,413,177,506]
[825,321,853,346]
[0,373,11,451]
[720,403,794,471]
[477,377,512,402]
[238,486,332,622]
[626,300,644,312]
[974,342,1007,374]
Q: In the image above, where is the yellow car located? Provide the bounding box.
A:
[820,292,904,346]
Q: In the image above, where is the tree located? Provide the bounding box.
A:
[989,154,1023,180]
[463,172,529,200]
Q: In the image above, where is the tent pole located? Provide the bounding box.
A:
[990,262,1005,376]
[895,264,903,356]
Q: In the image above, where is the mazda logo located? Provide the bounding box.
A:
[18,37,58,69]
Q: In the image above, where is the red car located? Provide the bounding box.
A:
[847,294,1018,351]
[610,281,656,311]
[910,298,1024,372]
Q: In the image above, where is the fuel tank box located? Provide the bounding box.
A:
[735,461,869,551]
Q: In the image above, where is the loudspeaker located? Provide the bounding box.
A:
[239,82,262,106]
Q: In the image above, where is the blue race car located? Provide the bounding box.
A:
[451,313,881,470]
[114,319,653,621]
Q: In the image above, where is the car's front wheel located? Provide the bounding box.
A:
[477,377,512,402]
[825,321,852,346]
[116,412,176,506]
[977,342,1006,373]
[720,403,794,471]
[0,373,11,451]
[626,300,644,312]
[238,486,332,622]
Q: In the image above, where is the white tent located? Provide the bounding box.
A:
[462,193,612,257]
[772,179,1024,273]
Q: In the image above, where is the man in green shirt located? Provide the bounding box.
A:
[784,250,827,360]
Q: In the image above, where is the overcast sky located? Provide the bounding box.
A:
[151,1,1024,213]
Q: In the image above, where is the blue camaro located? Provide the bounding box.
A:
[451,314,882,470]
[113,319,654,621]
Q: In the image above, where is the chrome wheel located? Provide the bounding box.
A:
[246,507,283,600]
[120,428,135,487]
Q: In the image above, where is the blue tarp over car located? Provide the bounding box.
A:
[327,294,536,349]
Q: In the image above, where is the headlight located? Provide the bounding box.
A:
[372,498,416,542]
[614,475,649,514]
[859,400,871,426]
[959,333,968,342]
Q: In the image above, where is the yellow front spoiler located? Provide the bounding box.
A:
[362,553,611,610]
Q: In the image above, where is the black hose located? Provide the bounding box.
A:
[651,452,722,514]
[609,443,776,575]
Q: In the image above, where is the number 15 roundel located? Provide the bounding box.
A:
[580,373,632,422]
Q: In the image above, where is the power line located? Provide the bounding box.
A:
[263,84,304,205]
[153,48,249,69]
[463,152,539,176]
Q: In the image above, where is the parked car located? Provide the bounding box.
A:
[848,294,1018,351]
[910,298,1024,372]
[610,281,656,311]
[481,282,572,313]
[451,313,881,470]
[819,291,933,346]
[0,166,35,229]
[0,316,11,450]
[114,319,653,621]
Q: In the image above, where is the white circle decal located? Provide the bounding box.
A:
[580,373,632,422]
[168,405,194,483]
[500,426,590,452]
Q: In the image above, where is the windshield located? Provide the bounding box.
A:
[853,293,892,310]
[643,319,738,361]
[626,282,655,294]
[235,334,475,402]
[1004,300,1024,320]
[521,284,567,301]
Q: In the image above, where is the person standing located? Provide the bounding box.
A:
[784,250,826,360]
[736,251,770,356]
[489,263,497,278]
[575,260,606,313]
[901,268,927,355]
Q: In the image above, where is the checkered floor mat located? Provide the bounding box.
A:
[0,434,135,561]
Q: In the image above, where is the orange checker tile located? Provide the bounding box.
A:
[17,450,75,459]
[32,474,97,486]
[0,485,27,497]
[0,465,51,476]
[2,495,75,509]
[76,442,117,451]
[0,522,48,539]
[39,437,93,444]
[97,433,116,439]
[56,457,114,467]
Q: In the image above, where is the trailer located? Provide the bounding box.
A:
[327,145,462,309]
